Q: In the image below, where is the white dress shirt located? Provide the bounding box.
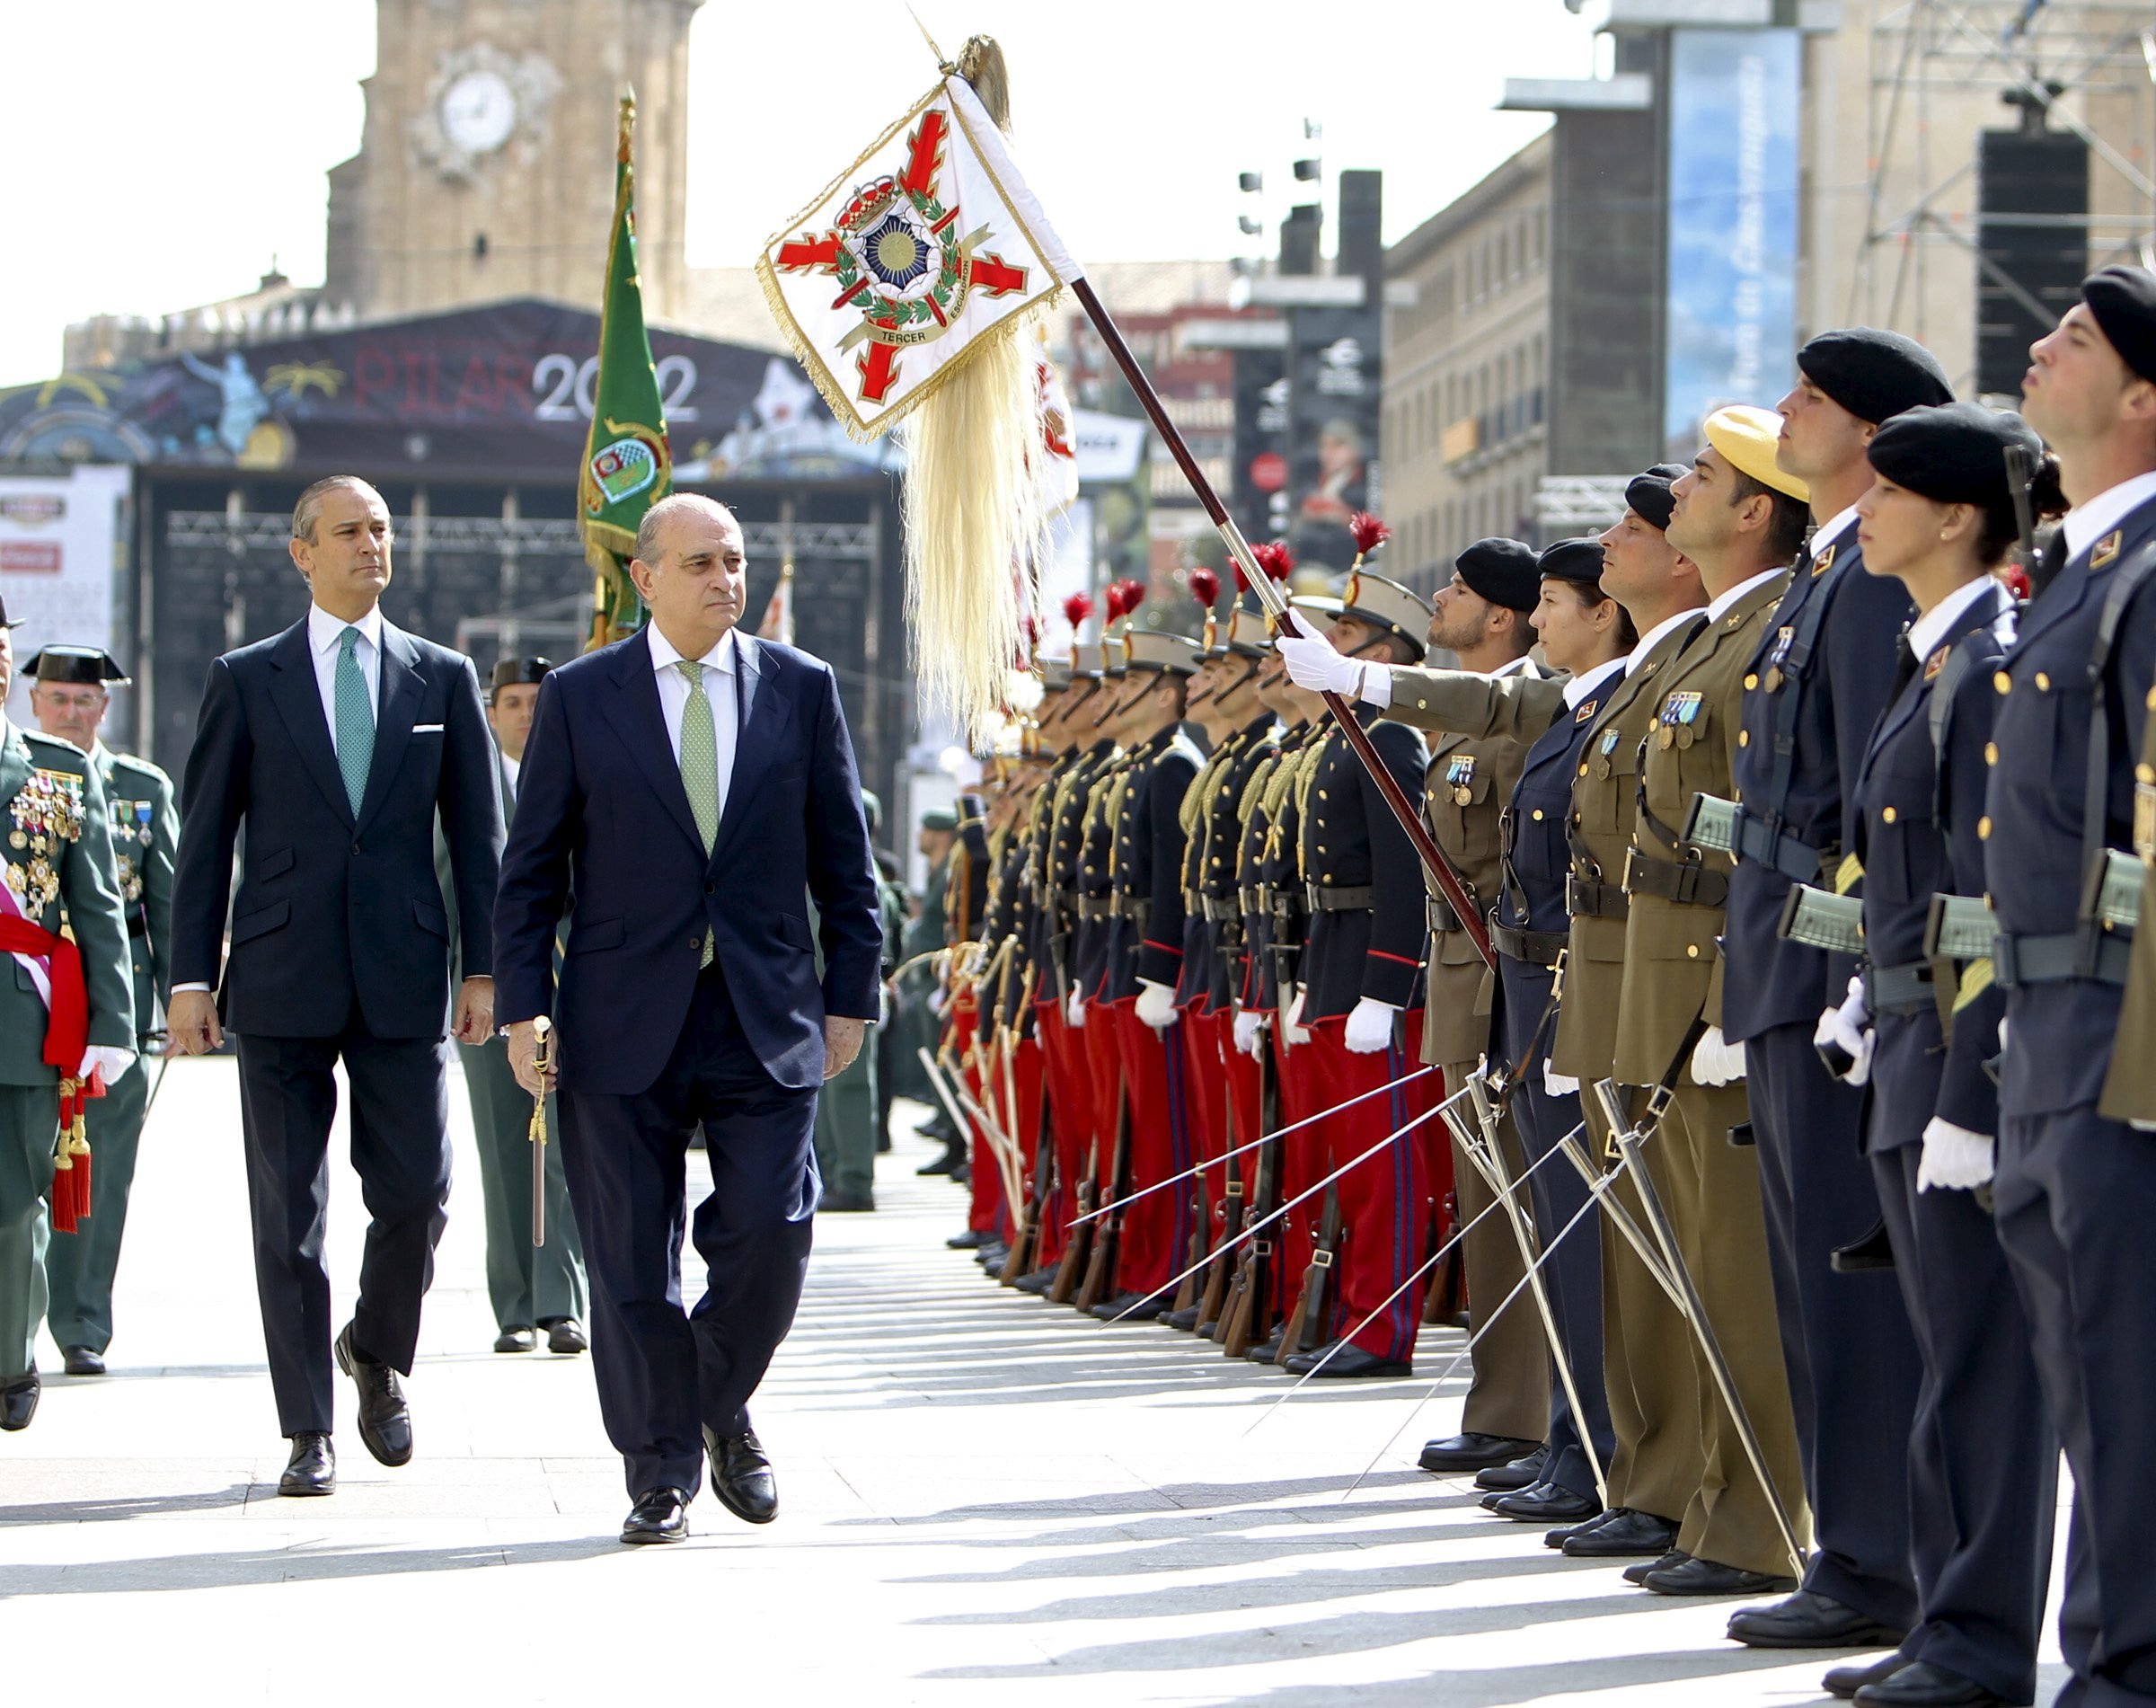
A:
[1905,575,2009,667]
[307,601,384,757]
[2062,469,2156,562]
[1625,606,1710,677]
[499,752,521,805]
[1810,504,1860,560]
[1563,655,1628,711]
[647,623,747,824]
[1707,565,1789,623]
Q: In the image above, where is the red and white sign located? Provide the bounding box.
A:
[1,465,130,727]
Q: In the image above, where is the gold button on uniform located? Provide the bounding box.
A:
[1994,671,2011,695]
[1744,673,1759,690]
[1532,809,1545,821]
[1737,730,1750,748]
[1985,742,1999,766]
[1979,816,1993,841]
[1882,807,1897,823]
[1686,944,1701,959]
[1578,763,1588,777]
[2035,672,2051,691]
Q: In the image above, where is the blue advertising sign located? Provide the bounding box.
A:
[1663,27,1801,460]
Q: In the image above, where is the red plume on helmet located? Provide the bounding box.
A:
[1252,540,1295,582]
[1348,512,1391,556]
[1188,566,1221,608]
[1106,578,1145,622]
[1063,590,1095,631]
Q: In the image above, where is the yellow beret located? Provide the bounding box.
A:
[1702,404,1810,504]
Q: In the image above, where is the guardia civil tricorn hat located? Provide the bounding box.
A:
[25,645,130,686]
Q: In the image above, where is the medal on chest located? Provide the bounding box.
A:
[1444,754,1477,805]
[1657,690,1703,749]
[1763,626,1797,693]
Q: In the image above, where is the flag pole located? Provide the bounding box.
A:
[1065,277,1493,968]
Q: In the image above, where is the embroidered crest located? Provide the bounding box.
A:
[1575,698,1598,723]
[1812,543,1836,577]
[2093,530,2122,570]
[1922,646,1948,682]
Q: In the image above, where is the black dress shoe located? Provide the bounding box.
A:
[1162,1304,1205,1332]
[278,1431,336,1497]
[1831,1217,1898,1273]
[1474,1444,1548,1491]
[975,1243,1010,1270]
[1489,1481,1600,1523]
[1,1372,40,1432]
[818,1190,876,1213]
[704,1426,778,1524]
[543,1319,588,1356]
[334,1323,412,1467]
[1825,1654,1910,1700]
[621,1486,690,1544]
[947,1227,995,1249]
[1855,1660,2002,1707]
[1644,1555,1798,1597]
[1624,1549,1689,1586]
[1545,1507,1616,1549]
[1728,1589,1909,1650]
[494,1326,536,1353]
[1091,1289,1171,1323]
[1418,1431,1540,1473]
[62,1346,105,1377]
[917,1140,965,1176]
[1281,1342,1410,1378]
[1242,1330,1286,1363]
[1564,1507,1682,1558]
[1013,1266,1058,1296]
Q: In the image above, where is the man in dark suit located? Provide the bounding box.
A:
[166,476,503,1499]
[494,492,881,1545]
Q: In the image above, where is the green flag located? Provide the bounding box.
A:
[578,93,671,650]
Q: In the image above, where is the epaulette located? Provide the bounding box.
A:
[22,730,90,764]
[109,751,172,786]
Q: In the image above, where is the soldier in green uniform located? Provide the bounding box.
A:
[0,597,136,1429]
[23,645,175,1377]
[455,657,587,1355]
[815,788,904,1213]
[902,810,962,1173]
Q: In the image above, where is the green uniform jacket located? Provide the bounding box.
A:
[1,722,135,1084]
[93,744,179,1047]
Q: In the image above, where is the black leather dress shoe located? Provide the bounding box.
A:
[1474,1445,1548,1491]
[1091,1289,1171,1323]
[975,1243,1010,1270]
[278,1431,336,1496]
[543,1319,588,1356]
[1242,1330,1286,1364]
[704,1426,778,1524]
[1564,1507,1681,1558]
[1825,1653,1910,1700]
[621,1486,690,1544]
[1624,1548,1689,1585]
[494,1326,536,1353]
[61,1345,105,1377]
[1013,1266,1058,1296]
[1162,1304,1205,1332]
[1489,1481,1599,1523]
[947,1228,995,1249]
[916,1140,965,1175]
[1855,1660,2002,1706]
[1644,1555,1798,1597]
[1418,1431,1539,1473]
[1728,1589,1909,1650]
[1,1372,40,1432]
[818,1190,875,1213]
[1545,1507,1615,1549]
[1831,1218,1897,1273]
[334,1323,412,1467]
[1281,1343,1410,1378]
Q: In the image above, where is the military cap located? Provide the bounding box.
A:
[1453,538,1541,613]
[1330,570,1436,662]
[25,645,130,686]
[921,807,959,833]
[1798,327,1953,425]
[1220,597,1270,659]
[1625,463,1690,530]
[1704,404,1811,503]
[2083,265,2156,385]
[1070,642,1105,680]
[490,656,553,694]
[1866,401,2044,511]
[1038,654,1074,692]
[861,789,883,835]
[1122,630,1204,677]
[1536,538,1608,589]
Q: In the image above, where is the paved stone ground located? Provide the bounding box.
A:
[0,1058,2069,1705]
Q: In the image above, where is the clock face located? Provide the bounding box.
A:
[442,70,517,155]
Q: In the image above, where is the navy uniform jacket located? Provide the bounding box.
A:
[1500,670,1621,947]
[1985,492,2156,1119]
[171,616,502,1040]
[1103,726,1201,1001]
[1177,714,1277,1013]
[1852,582,2015,1143]
[1042,739,1111,1001]
[493,630,881,1096]
[1297,713,1430,1021]
[1238,721,1314,1015]
[1073,745,1134,1002]
[1725,534,1916,1041]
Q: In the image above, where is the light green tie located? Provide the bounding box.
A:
[334,626,374,815]
[676,659,720,966]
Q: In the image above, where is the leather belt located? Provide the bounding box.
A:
[1204,896,1241,923]
[1491,923,1567,967]
[1075,897,1114,920]
[1307,883,1375,912]
[1239,885,1268,916]
[1565,872,1628,921]
[1622,846,1728,909]
[1733,809,1833,885]
[1425,896,1462,935]
[1865,960,1933,1014]
[1110,895,1151,928]
[1993,927,2133,989]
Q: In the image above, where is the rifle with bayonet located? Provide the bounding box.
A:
[1218,1027,1282,1356]
[1074,1078,1132,1313]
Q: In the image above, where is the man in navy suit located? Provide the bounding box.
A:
[494,492,881,1544]
[166,476,503,1499]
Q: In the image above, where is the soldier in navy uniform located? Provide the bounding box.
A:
[1988,267,2156,1708]
[1714,330,1952,1651]
[23,646,176,1378]
[1816,403,2063,1708]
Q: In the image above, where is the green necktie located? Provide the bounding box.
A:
[676,659,720,966]
[334,626,375,815]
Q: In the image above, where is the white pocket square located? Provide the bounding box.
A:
[412,723,446,734]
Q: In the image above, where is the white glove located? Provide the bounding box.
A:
[1065,987,1086,1030]
[1544,1062,1580,1096]
[927,987,948,1018]
[77,1044,137,1087]
[1690,1026,1747,1086]
[1135,978,1177,1032]
[1344,996,1400,1055]
[1280,984,1312,1048]
[1812,975,1875,1087]
[1233,1008,1264,1058]
[1917,1118,1996,1191]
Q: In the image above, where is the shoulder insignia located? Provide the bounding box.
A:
[1812,543,1836,577]
[1574,698,1598,723]
[2092,529,2123,570]
[1922,645,1948,681]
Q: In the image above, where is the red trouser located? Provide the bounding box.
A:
[1110,1003,1197,1300]
[1269,1022,1326,1326]
[950,1003,1007,1238]
[1177,1007,1229,1279]
[1032,998,1096,1270]
[1299,1013,1445,1362]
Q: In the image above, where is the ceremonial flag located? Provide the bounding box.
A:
[757,561,796,646]
[756,38,1081,739]
[579,93,671,650]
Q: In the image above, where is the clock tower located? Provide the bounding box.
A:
[323,0,703,323]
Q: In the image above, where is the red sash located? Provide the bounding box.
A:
[0,915,99,1229]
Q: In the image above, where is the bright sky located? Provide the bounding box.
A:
[0,0,1605,388]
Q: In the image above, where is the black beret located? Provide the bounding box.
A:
[25,645,130,686]
[1866,401,2042,510]
[2083,266,2156,385]
[1536,538,1607,589]
[1454,537,1541,612]
[1797,327,1953,425]
[490,656,554,693]
[1624,463,1689,530]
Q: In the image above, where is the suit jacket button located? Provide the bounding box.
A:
[690,934,702,950]
[351,843,360,854]
[705,882,716,895]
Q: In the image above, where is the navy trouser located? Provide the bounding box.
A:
[558,960,819,1500]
